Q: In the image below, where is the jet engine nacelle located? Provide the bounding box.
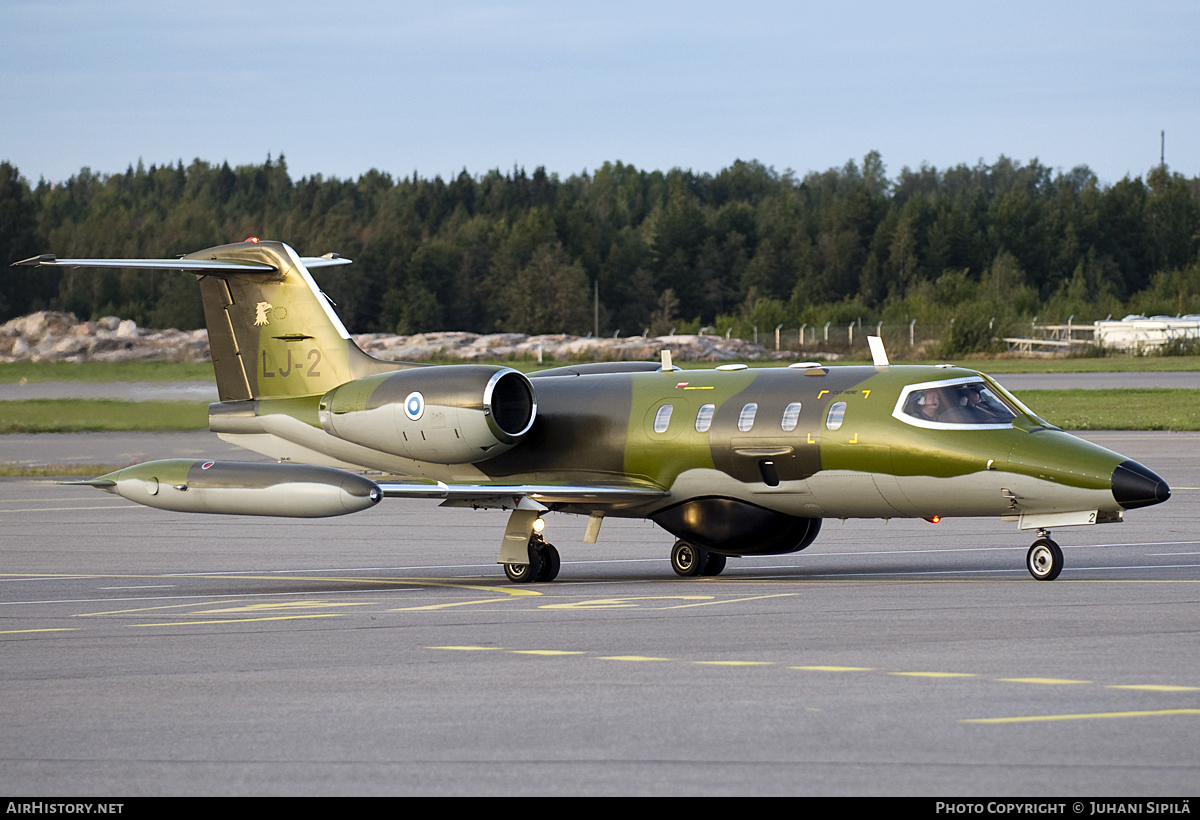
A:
[317,365,537,464]
[84,459,381,517]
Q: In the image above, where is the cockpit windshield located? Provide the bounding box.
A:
[895,378,1019,429]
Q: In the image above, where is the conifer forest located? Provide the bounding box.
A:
[2,153,1198,354]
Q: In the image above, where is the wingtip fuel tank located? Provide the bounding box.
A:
[74,460,382,518]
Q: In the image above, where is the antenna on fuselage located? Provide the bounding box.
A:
[867,335,890,367]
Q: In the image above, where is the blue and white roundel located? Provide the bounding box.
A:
[404,391,424,421]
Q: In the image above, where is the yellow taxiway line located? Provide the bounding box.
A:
[962,709,1200,724]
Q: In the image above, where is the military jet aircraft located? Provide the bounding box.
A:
[17,240,1171,583]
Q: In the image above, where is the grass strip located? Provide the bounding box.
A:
[820,355,1200,372]
[0,463,127,477]
[0,361,214,383]
[1014,389,1200,431]
[969,355,1200,374]
[0,400,208,433]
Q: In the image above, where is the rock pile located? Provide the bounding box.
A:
[1,312,209,363]
[2,311,829,364]
[351,331,815,362]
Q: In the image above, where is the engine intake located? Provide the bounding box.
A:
[318,365,536,464]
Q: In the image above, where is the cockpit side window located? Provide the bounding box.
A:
[895,379,1018,429]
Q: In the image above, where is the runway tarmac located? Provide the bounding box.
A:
[0,431,267,468]
[1,430,1197,795]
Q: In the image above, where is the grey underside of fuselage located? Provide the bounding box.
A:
[667,467,1118,520]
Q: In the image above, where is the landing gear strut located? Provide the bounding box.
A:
[1026,529,1063,581]
[670,540,726,577]
[504,534,560,583]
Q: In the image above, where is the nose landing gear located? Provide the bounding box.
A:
[504,534,561,583]
[1026,529,1063,581]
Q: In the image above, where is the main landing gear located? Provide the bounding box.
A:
[1026,529,1064,581]
[504,534,561,583]
[670,540,727,577]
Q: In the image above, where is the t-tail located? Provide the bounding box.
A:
[16,239,406,401]
[188,240,406,400]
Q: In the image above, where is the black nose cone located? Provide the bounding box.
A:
[1112,460,1171,509]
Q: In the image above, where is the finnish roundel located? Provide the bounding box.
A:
[404,391,424,421]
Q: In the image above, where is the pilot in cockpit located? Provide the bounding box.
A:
[941,385,993,423]
[908,389,943,421]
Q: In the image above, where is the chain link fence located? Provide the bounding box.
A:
[730,323,944,356]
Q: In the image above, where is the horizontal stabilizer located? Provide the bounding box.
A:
[14,255,276,273]
[14,254,353,273]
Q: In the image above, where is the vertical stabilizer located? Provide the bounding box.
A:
[190,241,402,401]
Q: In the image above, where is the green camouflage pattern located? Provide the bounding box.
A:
[25,240,1169,567]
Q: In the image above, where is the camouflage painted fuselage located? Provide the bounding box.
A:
[22,239,1165,561]
[213,360,1157,539]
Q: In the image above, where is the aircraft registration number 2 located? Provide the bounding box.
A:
[261,349,322,378]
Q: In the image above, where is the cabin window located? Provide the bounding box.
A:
[826,401,847,431]
[737,403,758,432]
[781,402,802,431]
[695,404,715,432]
[653,404,673,433]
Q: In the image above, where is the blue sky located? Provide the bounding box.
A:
[2,1,1196,186]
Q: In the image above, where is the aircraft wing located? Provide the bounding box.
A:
[376,481,669,510]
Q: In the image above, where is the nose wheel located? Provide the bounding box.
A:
[1026,533,1063,581]
[504,535,561,583]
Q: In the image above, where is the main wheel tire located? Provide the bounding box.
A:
[1026,538,1063,581]
[701,552,727,576]
[536,543,561,582]
[670,540,708,577]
